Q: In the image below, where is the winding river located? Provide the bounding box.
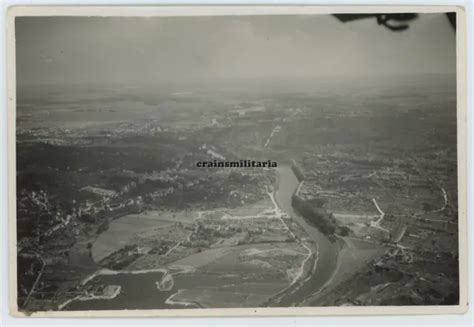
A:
[66,165,338,310]
[272,165,339,306]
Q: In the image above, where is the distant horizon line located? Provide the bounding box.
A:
[17,72,456,89]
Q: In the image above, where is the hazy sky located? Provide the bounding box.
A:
[16,14,456,87]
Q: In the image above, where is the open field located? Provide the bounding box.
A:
[16,74,459,310]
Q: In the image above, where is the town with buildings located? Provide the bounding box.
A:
[15,71,459,311]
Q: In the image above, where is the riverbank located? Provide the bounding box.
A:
[58,285,122,310]
[266,165,340,306]
[301,236,386,306]
[61,194,310,309]
[62,164,347,310]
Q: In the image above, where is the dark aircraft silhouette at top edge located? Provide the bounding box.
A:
[332,13,456,32]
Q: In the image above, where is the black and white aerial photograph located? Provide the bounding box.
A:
[12,9,461,314]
